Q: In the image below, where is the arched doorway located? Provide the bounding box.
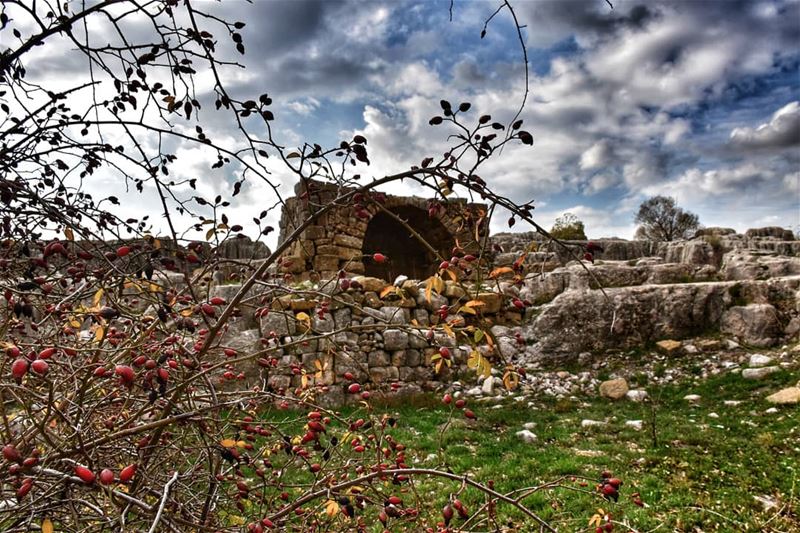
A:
[362,206,454,281]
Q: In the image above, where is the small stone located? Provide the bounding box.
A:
[625,420,643,431]
[655,340,682,355]
[683,344,699,355]
[626,390,649,402]
[754,495,779,512]
[581,419,606,428]
[742,366,781,380]
[723,400,743,406]
[599,378,629,400]
[765,386,800,405]
[684,394,702,403]
[556,371,570,379]
[516,430,537,443]
[522,422,537,430]
[748,354,774,368]
[466,386,483,396]
[697,339,722,352]
[708,412,719,418]
[481,377,496,396]
[765,407,779,414]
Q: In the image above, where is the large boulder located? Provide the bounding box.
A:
[720,304,781,347]
[745,227,795,240]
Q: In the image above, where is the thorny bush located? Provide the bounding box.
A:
[0,0,639,531]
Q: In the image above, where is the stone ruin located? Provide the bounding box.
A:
[276,180,489,282]
[193,179,800,404]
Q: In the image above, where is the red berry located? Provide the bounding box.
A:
[454,399,466,409]
[439,261,450,270]
[99,468,115,485]
[209,296,226,305]
[116,245,131,257]
[31,360,49,376]
[201,303,216,317]
[115,365,135,384]
[372,253,387,263]
[442,393,452,405]
[223,348,237,357]
[343,372,354,381]
[38,347,56,359]
[608,477,622,489]
[74,465,96,484]
[347,383,361,394]
[464,409,476,419]
[118,465,135,484]
[11,359,28,381]
[438,346,450,359]
[3,444,22,463]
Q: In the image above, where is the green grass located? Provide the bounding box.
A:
[361,368,799,531]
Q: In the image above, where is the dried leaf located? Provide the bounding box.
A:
[64,228,74,241]
[325,499,339,517]
[93,288,104,307]
[489,266,514,279]
[42,518,54,533]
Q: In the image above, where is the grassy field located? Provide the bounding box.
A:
[359,367,799,532]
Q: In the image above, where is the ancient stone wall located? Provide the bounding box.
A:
[277,180,489,283]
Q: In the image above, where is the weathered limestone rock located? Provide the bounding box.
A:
[383,329,409,351]
[656,340,682,355]
[476,292,502,314]
[741,366,781,380]
[766,387,800,404]
[748,353,774,368]
[599,378,629,400]
[697,339,722,352]
[353,276,388,293]
[721,304,780,347]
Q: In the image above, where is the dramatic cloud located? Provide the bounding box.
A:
[11,0,798,244]
[730,101,800,151]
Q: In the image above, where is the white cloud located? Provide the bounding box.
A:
[730,101,800,150]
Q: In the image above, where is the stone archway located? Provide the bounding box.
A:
[362,206,454,281]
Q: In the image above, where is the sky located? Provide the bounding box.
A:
[6,0,800,244]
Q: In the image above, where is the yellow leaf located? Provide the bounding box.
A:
[153,238,161,249]
[502,371,520,391]
[433,275,444,294]
[465,299,485,308]
[206,228,216,241]
[379,285,396,299]
[458,305,476,315]
[301,374,309,389]
[314,359,323,371]
[180,308,194,317]
[589,514,603,527]
[220,439,237,448]
[489,266,514,279]
[441,323,454,338]
[236,440,247,448]
[527,242,538,253]
[324,499,339,517]
[64,227,74,241]
[434,360,443,374]
[69,317,82,329]
[93,288,104,307]
[474,329,485,343]
[443,268,458,282]
[93,326,105,342]
[42,518,54,533]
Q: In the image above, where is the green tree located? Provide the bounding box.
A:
[550,212,587,240]
[634,196,700,241]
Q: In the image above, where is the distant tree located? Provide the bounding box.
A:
[634,196,700,241]
[550,212,587,240]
